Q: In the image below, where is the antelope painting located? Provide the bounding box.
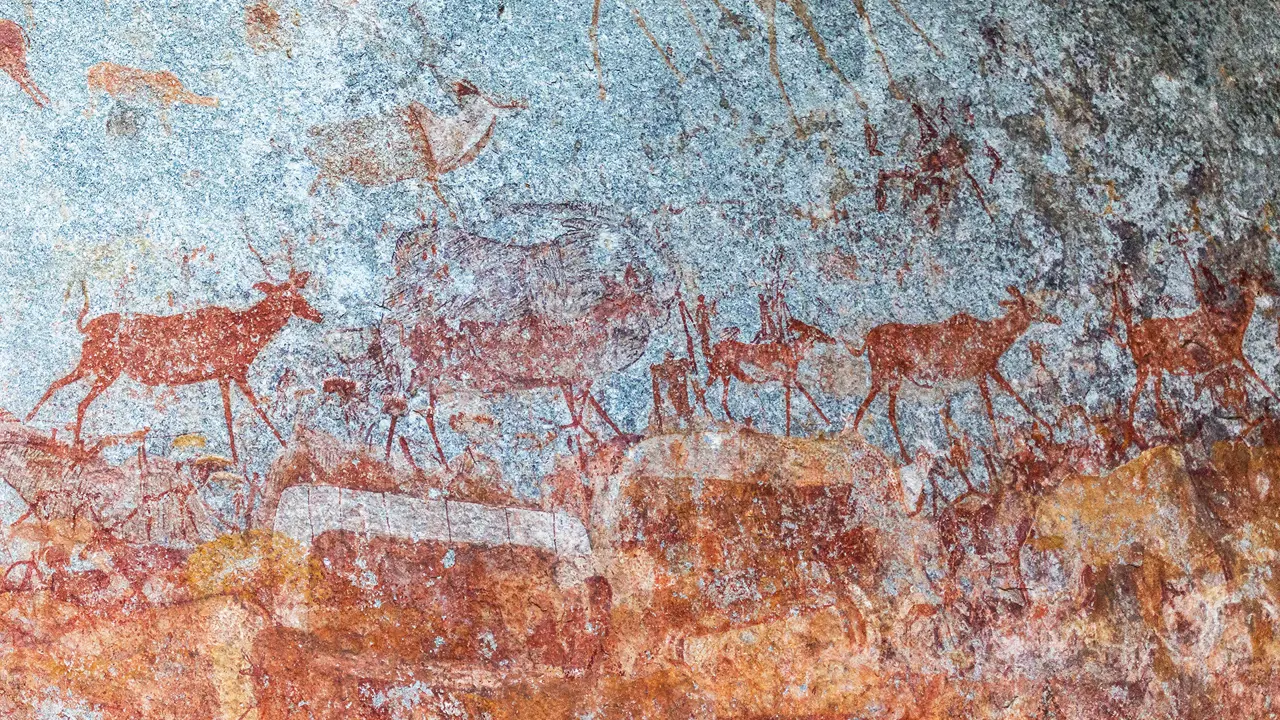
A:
[86,61,218,130]
[0,19,47,107]
[848,286,1059,460]
[26,271,322,462]
[698,298,835,437]
[305,80,526,207]
[1112,265,1279,444]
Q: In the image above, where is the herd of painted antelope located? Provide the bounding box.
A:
[22,223,1280,470]
[0,7,1274,469]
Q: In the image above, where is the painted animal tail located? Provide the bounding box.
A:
[180,92,219,107]
[76,280,89,332]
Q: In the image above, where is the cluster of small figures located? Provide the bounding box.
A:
[23,245,1280,476]
[652,261,1279,463]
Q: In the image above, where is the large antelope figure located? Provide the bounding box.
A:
[0,19,48,107]
[848,286,1060,461]
[1112,266,1279,445]
[26,271,322,462]
[698,300,835,436]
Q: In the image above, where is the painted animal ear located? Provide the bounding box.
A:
[1006,285,1021,297]
[253,281,276,295]
[292,271,311,288]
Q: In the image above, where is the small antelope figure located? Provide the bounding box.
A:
[27,271,322,462]
[700,313,836,436]
[0,19,48,107]
[1112,266,1279,445]
[848,286,1060,461]
[86,61,218,130]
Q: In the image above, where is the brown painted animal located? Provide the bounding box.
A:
[1112,267,1278,445]
[26,271,322,462]
[305,80,525,209]
[700,313,835,437]
[86,61,218,130]
[0,19,47,107]
[848,286,1059,461]
[875,102,996,229]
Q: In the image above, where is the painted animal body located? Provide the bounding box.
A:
[386,222,666,464]
[306,81,525,203]
[86,62,217,129]
[701,316,835,436]
[26,272,322,462]
[849,286,1059,461]
[1113,268,1278,444]
[0,20,47,107]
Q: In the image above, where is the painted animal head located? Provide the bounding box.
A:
[1235,268,1277,298]
[452,78,528,111]
[254,270,323,323]
[998,286,1060,325]
[786,317,836,346]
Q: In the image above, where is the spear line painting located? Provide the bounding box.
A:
[2,0,1280,717]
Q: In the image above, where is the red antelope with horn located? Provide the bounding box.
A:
[27,271,323,462]
[1112,265,1279,445]
[848,286,1059,461]
[697,296,835,437]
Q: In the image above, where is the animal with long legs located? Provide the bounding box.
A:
[1111,264,1279,446]
[697,304,835,436]
[26,272,322,462]
[848,286,1059,461]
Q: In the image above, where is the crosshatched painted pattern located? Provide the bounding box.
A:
[2,0,1280,717]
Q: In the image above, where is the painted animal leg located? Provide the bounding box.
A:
[784,383,793,437]
[1239,357,1280,404]
[425,385,448,469]
[561,384,599,442]
[1152,373,1178,430]
[979,377,1000,452]
[219,378,238,463]
[233,377,286,446]
[652,374,665,434]
[27,365,89,421]
[587,391,626,437]
[428,177,458,222]
[990,369,1053,438]
[794,381,829,424]
[74,372,118,447]
[692,376,711,417]
[887,383,908,463]
[384,414,399,461]
[853,382,881,436]
[720,376,734,421]
[13,72,46,108]
[962,166,994,219]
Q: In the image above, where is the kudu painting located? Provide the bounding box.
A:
[27,270,322,461]
[4,1,1280,718]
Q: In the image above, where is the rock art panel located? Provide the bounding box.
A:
[1,0,1280,717]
